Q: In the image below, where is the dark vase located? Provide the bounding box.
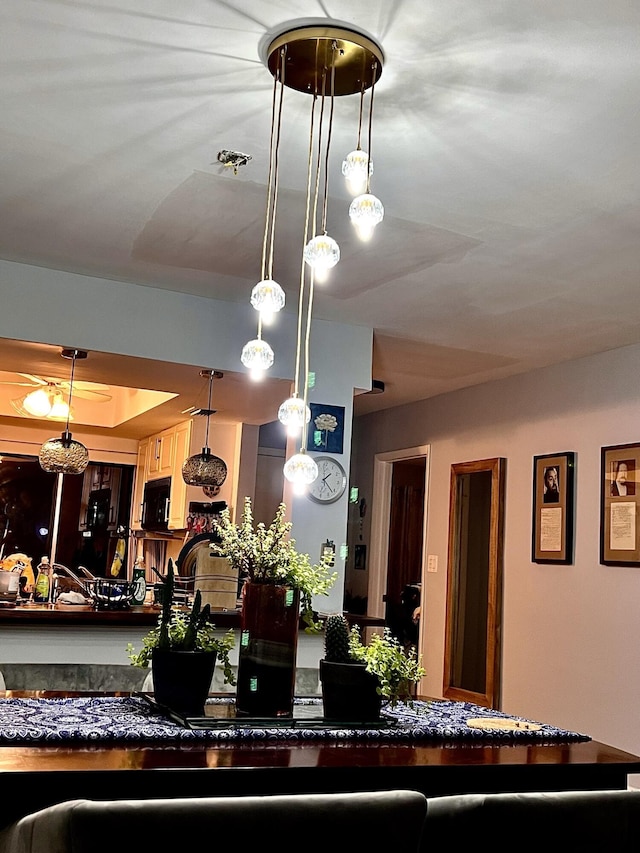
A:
[319,659,382,723]
[236,581,300,718]
[151,648,217,716]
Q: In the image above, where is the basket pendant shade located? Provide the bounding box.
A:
[39,349,90,475]
[182,370,228,488]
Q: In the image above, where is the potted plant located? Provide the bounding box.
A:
[320,613,426,722]
[127,558,235,715]
[211,497,337,717]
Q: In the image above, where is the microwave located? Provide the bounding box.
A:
[141,477,171,531]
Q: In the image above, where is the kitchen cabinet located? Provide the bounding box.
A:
[78,464,122,532]
[130,438,150,532]
[131,420,194,531]
[147,429,175,480]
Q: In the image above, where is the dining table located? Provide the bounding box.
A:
[0,690,638,831]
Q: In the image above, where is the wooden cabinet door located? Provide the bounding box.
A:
[168,420,192,529]
[131,438,150,530]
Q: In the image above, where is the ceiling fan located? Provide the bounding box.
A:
[0,372,112,403]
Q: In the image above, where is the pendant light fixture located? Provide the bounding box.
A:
[241,23,384,407]
[39,349,89,475]
[182,370,228,488]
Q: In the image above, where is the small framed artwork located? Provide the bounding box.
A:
[601,442,640,566]
[532,452,576,564]
[306,403,345,454]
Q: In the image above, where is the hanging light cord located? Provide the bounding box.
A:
[62,350,78,441]
[204,371,213,449]
[293,93,318,400]
[256,47,286,342]
[365,61,378,195]
[320,42,338,234]
[356,87,365,151]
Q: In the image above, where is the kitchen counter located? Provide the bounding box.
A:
[0,603,239,628]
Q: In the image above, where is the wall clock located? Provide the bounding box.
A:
[308,456,347,504]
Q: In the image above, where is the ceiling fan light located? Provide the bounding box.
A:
[278,396,311,436]
[250,279,285,325]
[23,388,53,417]
[39,431,89,475]
[342,149,372,195]
[303,235,340,273]
[182,448,228,487]
[47,392,71,421]
[349,193,384,241]
[284,451,318,495]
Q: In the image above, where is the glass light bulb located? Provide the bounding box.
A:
[278,397,311,436]
[250,278,285,325]
[349,193,384,241]
[303,235,340,273]
[283,452,318,490]
[47,393,70,421]
[241,338,274,377]
[23,388,53,417]
[342,149,373,195]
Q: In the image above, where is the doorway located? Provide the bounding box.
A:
[367,446,430,643]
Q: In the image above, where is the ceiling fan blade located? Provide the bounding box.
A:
[67,387,112,402]
[17,374,48,385]
[0,381,42,387]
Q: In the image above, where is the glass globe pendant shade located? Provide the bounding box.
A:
[250,278,285,325]
[241,338,274,380]
[284,451,318,495]
[182,448,228,487]
[23,388,54,417]
[39,430,89,475]
[303,234,340,276]
[342,149,373,194]
[278,396,311,436]
[349,193,384,241]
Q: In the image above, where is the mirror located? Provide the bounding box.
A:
[443,457,505,709]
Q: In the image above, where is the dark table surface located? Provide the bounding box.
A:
[0,690,638,828]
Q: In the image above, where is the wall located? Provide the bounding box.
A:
[351,341,640,762]
[0,260,373,612]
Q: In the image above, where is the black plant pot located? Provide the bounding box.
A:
[319,659,382,723]
[151,649,217,716]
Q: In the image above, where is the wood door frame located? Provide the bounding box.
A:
[367,445,430,626]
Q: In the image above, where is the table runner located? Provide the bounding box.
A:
[0,696,590,744]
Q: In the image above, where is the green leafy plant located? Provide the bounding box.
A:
[322,613,425,707]
[127,559,236,685]
[211,497,338,631]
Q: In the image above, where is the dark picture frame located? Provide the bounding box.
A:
[306,403,345,454]
[600,442,640,566]
[531,452,576,564]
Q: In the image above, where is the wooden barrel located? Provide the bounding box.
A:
[194,550,238,611]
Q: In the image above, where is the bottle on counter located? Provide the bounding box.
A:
[33,557,51,603]
[131,556,146,606]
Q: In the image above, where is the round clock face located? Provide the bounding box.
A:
[308,456,347,504]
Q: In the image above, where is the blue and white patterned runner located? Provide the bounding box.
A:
[0,696,590,744]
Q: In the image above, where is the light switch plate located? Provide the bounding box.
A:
[427,554,438,573]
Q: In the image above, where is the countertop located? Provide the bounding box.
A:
[0,604,384,630]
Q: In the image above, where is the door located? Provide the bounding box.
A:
[367,446,430,639]
[384,459,425,646]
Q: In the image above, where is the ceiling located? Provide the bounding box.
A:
[2,1,640,438]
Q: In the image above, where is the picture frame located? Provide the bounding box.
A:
[531,452,576,564]
[600,442,640,566]
[306,403,345,454]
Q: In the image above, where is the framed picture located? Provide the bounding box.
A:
[531,452,576,564]
[306,403,345,454]
[601,443,640,566]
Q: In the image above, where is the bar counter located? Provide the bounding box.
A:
[0,690,638,830]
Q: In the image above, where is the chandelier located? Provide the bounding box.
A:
[240,23,384,491]
[182,370,228,488]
